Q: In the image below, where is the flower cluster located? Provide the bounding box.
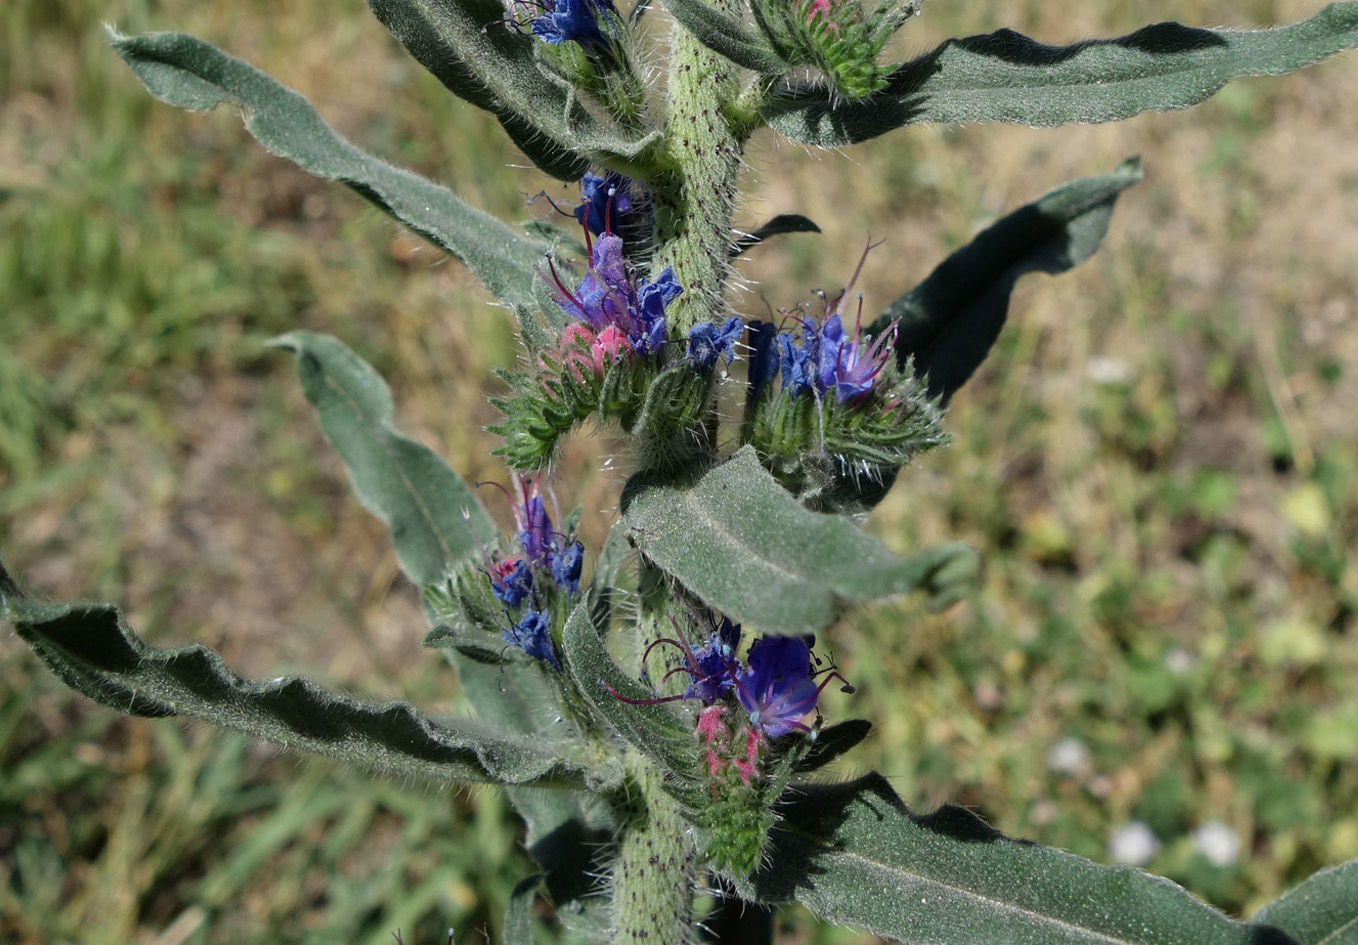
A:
[480,473,585,668]
[544,232,681,359]
[748,0,920,99]
[749,307,895,405]
[611,617,852,782]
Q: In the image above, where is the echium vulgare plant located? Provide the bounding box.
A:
[6,0,1358,942]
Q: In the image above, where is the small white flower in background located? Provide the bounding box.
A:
[1164,647,1196,674]
[1109,821,1159,866]
[1047,737,1091,776]
[1190,821,1240,867]
[1086,355,1134,385]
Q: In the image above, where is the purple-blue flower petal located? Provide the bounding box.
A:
[504,610,560,668]
[549,541,585,594]
[736,636,819,737]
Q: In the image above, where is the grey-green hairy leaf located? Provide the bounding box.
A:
[108,28,552,311]
[662,0,788,74]
[363,0,660,174]
[560,600,700,790]
[271,331,492,587]
[1254,858,1358,945]
[734,774,1300,945]
[365,0,590,181]
[620,446,978,634]
[0,577,591,789]
[763,3,1358,146]
[873,158,1143,403]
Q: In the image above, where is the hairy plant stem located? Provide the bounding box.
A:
[651,7,743,333]
[612,754,698,944]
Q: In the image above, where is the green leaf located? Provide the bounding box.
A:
[0,579,592,789]
[619,446,978,634]
[1254,859,1358,945]
[108,28,552,312]
[270,332,492,588]
[560,600,700,791]
[795,719,872,774]
[504,873,543,945]
[873,158,1143,403]
[662,0,788,74]
[763,3,1358,146]
[362,0,659,174]
[733,773,1300,945]
[364,1,590,181]
[730,213,822,258]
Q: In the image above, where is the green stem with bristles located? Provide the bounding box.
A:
[650,2,744,333]
[612,755,699,944]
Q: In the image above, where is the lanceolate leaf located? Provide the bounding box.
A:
[0,579,591,789]
[363,0,659,174]
[733,774,1299,945]
[763,3,1358,146]
[872,158,1143,403]
[1254,859,1358,945]
[730,213,822,258]
[271,331,492,587]
[560,600,700,790]
[662,0,788,74]
[108,28,551,312]
[364,0,590,181]
[620,446,978,635]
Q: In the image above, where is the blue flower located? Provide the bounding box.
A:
[549,541,584,594]
[503,610,560,668]
[684,617,742,703]
[687,316,745,372]
[734,636,821,737]
[777,327,818,397]
[816,313,894,403]
[574,172,632,236]
[543,234,681,356]
[489,556,534,607]
[529,0,613,51]
[746,320,780,395]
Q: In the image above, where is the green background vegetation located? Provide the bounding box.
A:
[2,0,1357,941]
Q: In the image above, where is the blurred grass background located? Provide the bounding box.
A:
[1,0,1356,942]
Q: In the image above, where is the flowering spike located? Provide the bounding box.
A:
[541,233,681,357]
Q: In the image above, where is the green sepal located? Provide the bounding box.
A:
[763,4,1358,146]
[1,570,593,789]
[731,773,1302,945]
[620,446,979,635]
[695,717,818,876]
[108,29,553,314]
[749,0,917,99]
[870,158,1143,404]
[270,331,492,588]
[744,356,947,515]
[491,346,717,474]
